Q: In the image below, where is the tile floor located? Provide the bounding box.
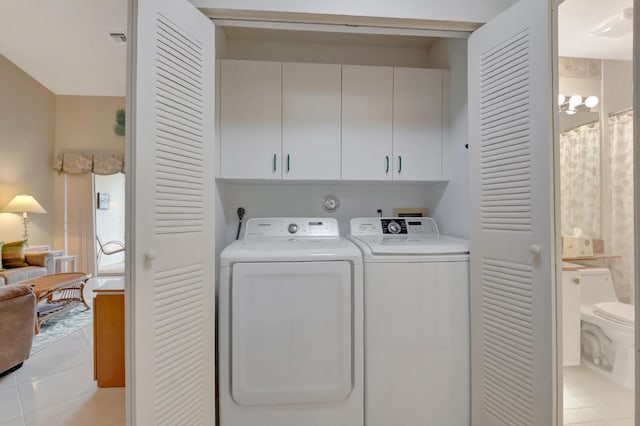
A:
[0,277,126,426]
[564,365,635,425]
[3,275,635,426]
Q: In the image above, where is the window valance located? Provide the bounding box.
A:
[54,151,125,175]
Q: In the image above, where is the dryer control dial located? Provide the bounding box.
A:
[387,220,402,234]
[288,223,298,234]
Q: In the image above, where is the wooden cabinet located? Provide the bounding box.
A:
[282,63,342,180]
[220,60,282,179]
[562,270,581,366]
[341,65,394,180]
[93,283,125,387]
[393,67,443,181]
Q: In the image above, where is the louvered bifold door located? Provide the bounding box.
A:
[127,0,215,425]
[468,1,556,425]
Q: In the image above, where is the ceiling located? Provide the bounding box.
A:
[0,0,127,96]
[558,0,633,61]
[0,1,633,97]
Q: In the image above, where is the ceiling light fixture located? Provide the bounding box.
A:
[558,93,599,115]
[584,96,599,109]
[568,95,583,108]
[590,7,634,38]
[558,94,566,106]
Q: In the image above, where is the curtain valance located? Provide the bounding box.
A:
[54,151,125,175]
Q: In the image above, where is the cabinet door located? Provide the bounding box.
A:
[94,293,125,387]
[393,68,443,181]
[342,65,393,180]
[283,63,341,180]
[220,60,282,179]
[562,271,581,366]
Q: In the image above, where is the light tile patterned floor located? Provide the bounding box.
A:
[4,276,634,426]
[0,277,125,426]
[564,365,635,425]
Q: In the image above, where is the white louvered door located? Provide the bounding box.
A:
[468,1,557,425]
[127,0,215,424]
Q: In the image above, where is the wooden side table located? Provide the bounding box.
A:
[93,280,125,387]
[55,255,77,273]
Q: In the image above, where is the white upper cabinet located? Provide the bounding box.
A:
[220,59,282,179]
[219,60,445,182]
[282,63,342,180]
[393,68,443,181]
[342,65,444,181]
[341,65,394,181]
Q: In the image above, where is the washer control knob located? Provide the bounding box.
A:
[387,221,402,234]
[288,223,298,234]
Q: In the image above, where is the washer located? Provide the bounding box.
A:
[219,218,363,426]
[350,217,470,426]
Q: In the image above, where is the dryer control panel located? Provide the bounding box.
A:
[245,218,340,238]
[350,217,439,238]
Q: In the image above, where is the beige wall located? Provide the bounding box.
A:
[0,54,125,270]
[54,96,126,151]
[0,54,55,246]
[53,96,125,271]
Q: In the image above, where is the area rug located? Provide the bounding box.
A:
[31,306,93,354]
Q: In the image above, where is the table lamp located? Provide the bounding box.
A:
[3,194,47,245]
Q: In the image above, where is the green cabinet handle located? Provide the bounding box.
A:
[398,156,402,173]
[385,156,389,173]
[287,154,290,172]
[273,153,277,172]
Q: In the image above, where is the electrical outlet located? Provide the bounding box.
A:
[231,204,247,219]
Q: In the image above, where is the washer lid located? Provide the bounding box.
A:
[594,302,634,326]
[353,235,469,255]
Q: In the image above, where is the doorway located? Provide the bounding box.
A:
[557,1,635,424]
[95,173,125,275]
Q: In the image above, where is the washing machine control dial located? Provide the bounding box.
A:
[387,220,402,234]
[288,223,298,234]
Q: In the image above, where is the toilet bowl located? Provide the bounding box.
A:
[579,268,635,390]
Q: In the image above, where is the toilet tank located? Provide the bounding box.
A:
[579,268,618,306]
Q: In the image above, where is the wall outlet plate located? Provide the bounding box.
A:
[322,195,339,212]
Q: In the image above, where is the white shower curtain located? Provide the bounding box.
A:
[609,110,634,303]
[559,122,601,238]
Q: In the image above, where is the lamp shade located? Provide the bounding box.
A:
[3,194,46,214]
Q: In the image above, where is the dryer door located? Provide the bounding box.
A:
[231,260,353,405]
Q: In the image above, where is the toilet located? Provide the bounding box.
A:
[579,268,635,389]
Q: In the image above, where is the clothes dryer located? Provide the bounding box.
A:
[219,218,363,426]
[350,217,470,426]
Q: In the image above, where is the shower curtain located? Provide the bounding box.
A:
[559,122,601,239]
[609,110,634,303]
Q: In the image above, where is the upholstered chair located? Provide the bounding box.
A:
[0,284,36,374]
